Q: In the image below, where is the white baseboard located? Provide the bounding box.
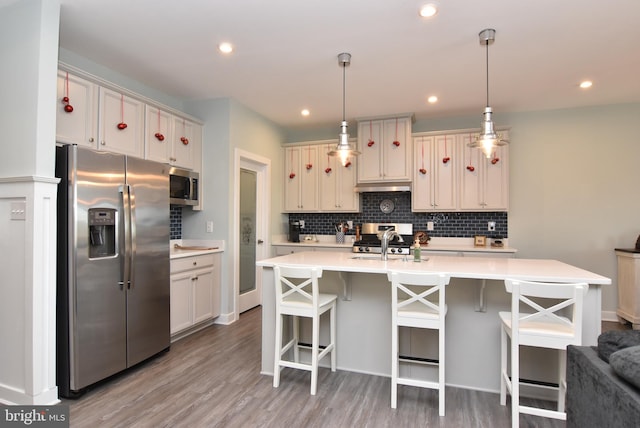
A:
[602,311,619,323]
[214,312,236,325]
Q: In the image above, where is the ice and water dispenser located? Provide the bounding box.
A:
[88,208,116,258]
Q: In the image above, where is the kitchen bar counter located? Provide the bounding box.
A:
[257,251,610,393]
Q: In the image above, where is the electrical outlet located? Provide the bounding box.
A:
[427,221,434,231]
[299,220,305,229]
[206,221,214,233]
[488,221,496,232]
[347,220,353,229]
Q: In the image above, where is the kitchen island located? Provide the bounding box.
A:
[257,251,611,393]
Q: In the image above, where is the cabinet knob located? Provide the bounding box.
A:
[193,261,197,266]
[192,276,198,281]
[89,137,94,143]
[101,141,106,145]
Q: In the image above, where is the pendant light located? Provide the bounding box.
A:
[468,28,508,159]
[328,52,360,166]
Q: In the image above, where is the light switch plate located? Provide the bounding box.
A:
[10,201,26,221]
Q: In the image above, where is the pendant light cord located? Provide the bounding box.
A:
[485,39,490,108]
[342,62,346,121]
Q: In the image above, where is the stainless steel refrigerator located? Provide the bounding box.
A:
[55,144,170,397]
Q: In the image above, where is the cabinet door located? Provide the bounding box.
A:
[412,136,435,210]
[319,153,359,212]
[412,135,457,211]
[460,133,483,210]
[284,147,302,211]
[170,272,192,335]
[482,134,509,211]
[319,149,338,211]
[432,134,457,210]
[283,146,318,212]
[460,133,509,211]
[145,105,172,163]
[357,120,383,182]
[336,160,359,211]
[56,71,98,147]
[381,117,412,181]
[299,146,318,211]
[172,117,197,170]
[193,268,214,324]
[98,87,144,157]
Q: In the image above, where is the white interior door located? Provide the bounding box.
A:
[236,150,270,314]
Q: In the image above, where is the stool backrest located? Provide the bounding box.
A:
[505,279,588,346]
[274,265,323,307]
[388,271,450,328]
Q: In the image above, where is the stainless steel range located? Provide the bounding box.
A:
[352,223,413,255]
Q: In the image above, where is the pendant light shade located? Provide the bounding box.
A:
[328,52,360,166]
[468,28,508,158]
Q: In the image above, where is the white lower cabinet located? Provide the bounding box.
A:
[170,253,221,336]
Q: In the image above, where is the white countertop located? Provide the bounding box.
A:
[271,235,517,254]
[170,239,225,259]
[257,251,610,284]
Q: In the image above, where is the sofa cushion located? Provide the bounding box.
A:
[597,330,640,363]
[610,345,640,390]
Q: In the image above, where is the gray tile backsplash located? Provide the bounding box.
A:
[170,206,182,239]
[172,192,508,241]
[288,192,508,238]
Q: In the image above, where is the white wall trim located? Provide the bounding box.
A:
[232,149,271,322]
[0,177,60,405]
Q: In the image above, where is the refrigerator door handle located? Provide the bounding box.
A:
[129,185,137,289]
[120,184,132,290]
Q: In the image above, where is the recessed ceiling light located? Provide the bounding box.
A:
[218,42,233,54]
[579,80,593,89]
[427,95,438,104]
[301,109,310,117]
[419,3,439,18]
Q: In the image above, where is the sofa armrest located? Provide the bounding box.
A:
[567,345,640,428]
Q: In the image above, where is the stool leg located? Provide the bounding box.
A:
[391,323,398,409]
[500,326,507,406]
[558,348,567,413]
[273,312,282,388]
[438,324,445,416]
[310,313,320,395]
[293,315,300,363]
[511,337,520,428]
[330,303,337,372]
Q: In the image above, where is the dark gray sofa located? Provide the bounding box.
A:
[567,344,640,428]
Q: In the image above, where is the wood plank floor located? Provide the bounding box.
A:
[64,306,567,428]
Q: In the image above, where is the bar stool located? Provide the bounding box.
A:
[273,265,337,395]
[388,270,450,415]
[500,279,587,427]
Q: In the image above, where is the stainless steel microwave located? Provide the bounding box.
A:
[169,167,199,206]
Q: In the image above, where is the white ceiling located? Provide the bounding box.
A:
[32,1,640,129]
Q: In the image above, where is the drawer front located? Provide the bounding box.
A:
[171,254,215,274]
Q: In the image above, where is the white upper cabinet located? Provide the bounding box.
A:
[98,87,144,158]
[412,135,458,211]
[284,145,319,212]
[459,132,509,211]
[357,116,412,182]
[144,105,172,164]
[171,116,200,171]
[56,70,98,147]
[318,144,359,212]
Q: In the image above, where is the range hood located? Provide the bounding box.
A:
[354,182,412,193]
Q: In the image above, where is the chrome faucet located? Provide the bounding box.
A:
[380,229,403,261]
